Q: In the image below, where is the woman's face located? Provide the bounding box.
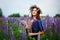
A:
[31,8,38,16]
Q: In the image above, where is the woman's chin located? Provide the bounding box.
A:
[32,15,36,16]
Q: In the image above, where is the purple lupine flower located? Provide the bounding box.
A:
[10,27,15,40]
[1,19,8,40]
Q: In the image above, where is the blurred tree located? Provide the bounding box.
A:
[40,16,46,18]
[0,8,4,17]
[8,13,21,17]
[54,14,60,18]
[24,14,29,17]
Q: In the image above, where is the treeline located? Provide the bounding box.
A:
[0,8,60,18]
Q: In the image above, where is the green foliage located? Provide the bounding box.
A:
[8,13,21,17]
[40,16,46,18]
[54,14,60,18]
[0,28,4,40]
[26,36,35,40]
[12,22,20,40]
[3,22,60,40]
[24,14,29,17]
[0,8,4,17]
[8,22,12,40]
[8,22,20,40]
[40,34,46,40]
[0,21,4,40]
[0,19,59,40]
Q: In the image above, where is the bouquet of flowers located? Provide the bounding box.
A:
[20,17,33,29]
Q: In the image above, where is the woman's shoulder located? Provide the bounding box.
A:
[36,20,42,23]
[31,19,42,23]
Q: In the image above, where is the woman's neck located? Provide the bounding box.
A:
[33,16,37,20]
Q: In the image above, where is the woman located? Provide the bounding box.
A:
[25,5,44,40]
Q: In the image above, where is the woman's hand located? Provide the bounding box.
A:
[25,24,31,29]
[38,31,44,35]
[20,20,27,25]
[21,20,31,29]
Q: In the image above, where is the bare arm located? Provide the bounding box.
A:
[28,31,44,36]
[38,31,44,35]
[26,29,38,36]
[28,33,38,36]
[25,25,44,36]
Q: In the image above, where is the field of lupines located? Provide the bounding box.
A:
[0,16,60,40]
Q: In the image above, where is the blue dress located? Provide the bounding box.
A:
[31,20,44,40]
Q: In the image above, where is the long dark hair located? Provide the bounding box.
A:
[30,5,42,20]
